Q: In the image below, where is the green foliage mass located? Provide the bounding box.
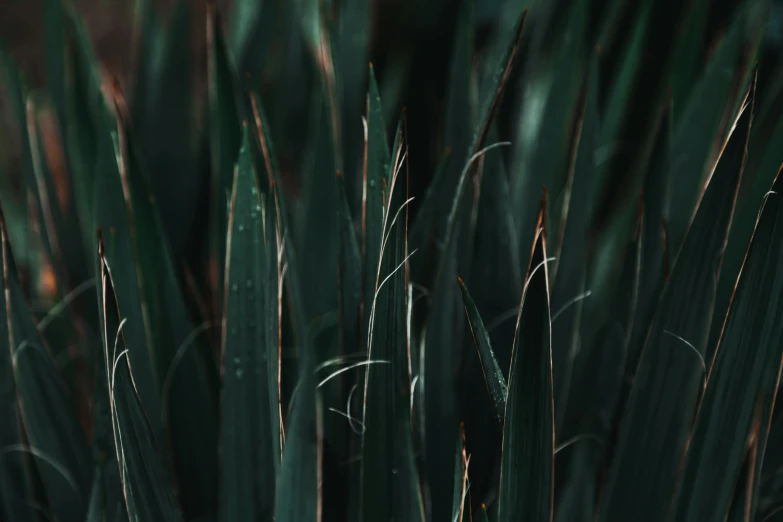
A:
[1,0,783,521]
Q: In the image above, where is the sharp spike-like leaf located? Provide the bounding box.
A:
[220,127,280,521]
[360,119,424,522]
[457,277,507,428]
[669,84,783,522]
[2,207,91,522]
[275,367,322,522]
[510,0,588,261]
[497,198,554,522]
[248,82,322,522]
[670,155,782,516]
[549,53,598,429]
[131,0,198,253]
[208,4,243,311]
[597,72,755,522]
[666,2,766,252]
[99,88,219,517]
[422,10,526,517]
[98,239,183,522]
[337,0,371,207]
[0,210,35,522]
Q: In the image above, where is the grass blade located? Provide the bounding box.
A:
[510,0,588,259]
[275,365,322,522]
[422,10,526,516]
[0,211,35,522]
[247,84,322,522]
[98,239,183,522]
[457,277,507,429]
[360,120,424,522]
[60,4,103,256]
[549,54,598,428]
[208,3,243,312]
[220,127,280,521]
[497,196,554,522]
[451,424,469,522]
[362,65,390,355]
[2,209,91,522]
[131,0,198,253]
[101,88,219,517]
[670,108,783,522]
[337,0,371,206]
[597,72,755,522]
[666,2,765,252]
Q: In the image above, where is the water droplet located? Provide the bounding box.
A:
[251,186,257,195]
[236,368,244,379]
[255,204,262,212]
[369,179,376,188]
[231,283,239,292]
[391,468,398,474]
[246,279,253,288]
[233,356,240,365]
[238,224,245,232]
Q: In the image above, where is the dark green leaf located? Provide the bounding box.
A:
[597,78,754,522]
[670,102,783,522]
[337,169,362,363]
[666,2,765,252]
[230,0,267,67]
[360,121,424,522]
[362,65,390,356]
[451,424,469,522]
[94,91,218,517]
[550,54,598,427]
[60,4,103,256]
[497,199,553,522]
[120,101,219,517]
[208,4,243,310]
[0,212,35,522]
[626,99,672,374]
[710,53,783,362]
[84,465,104,522]
[132,0,198,253]
[98,240,183,522]
[510,0,588,257]
[337,0,371,207]
[422,11,526,518]
[457,277,507,428]
[248,86,321,522]
[275,363,321,522]
[668,0,709,123]
[220,127,280,522]
[3,211,91,522]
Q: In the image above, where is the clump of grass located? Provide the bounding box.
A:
[1,1,783,521]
